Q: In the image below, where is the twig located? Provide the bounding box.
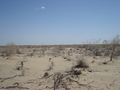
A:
[53,73,64,90]
[0,74,25,82]
[67,77,94,89]
[110,77,120,86]
[0,75,18,82]
[87,81,94,85]
[44,74,53,79]
[53,73,71,90]
[1,86,29,89]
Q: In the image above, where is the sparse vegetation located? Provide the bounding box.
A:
[0,35,120,90]
[2,42,22,58]
[109,35,120,61]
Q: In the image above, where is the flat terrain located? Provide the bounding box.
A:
[0,46,120,90]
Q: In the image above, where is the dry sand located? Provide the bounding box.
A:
[0,48,120,90]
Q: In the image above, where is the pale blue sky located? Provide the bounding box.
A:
[0,0,120,45]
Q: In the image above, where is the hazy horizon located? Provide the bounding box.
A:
[0,0,120,45]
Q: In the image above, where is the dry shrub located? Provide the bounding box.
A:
[74,57,89,68]
[4,45,15,56]
[102,48,111,56]
[53,72,68,90]
[50,46,63,57]
[93,49,101,56]
[16,48,22,54]
[113,47,120,56]
[40,46,47,56]
[3,43,22,56]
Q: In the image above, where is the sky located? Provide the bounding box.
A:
[0,0,120,45]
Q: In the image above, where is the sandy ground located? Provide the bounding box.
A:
[0,48,120,90]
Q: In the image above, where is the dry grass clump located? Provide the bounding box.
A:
[74,57,89,68]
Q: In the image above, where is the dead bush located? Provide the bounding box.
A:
[16,48,22,54]
[53,72,68,90]
[3,42,22,57]
[113,47,120,56]
[50,47,61,57]
[92,49,99,56]
[40,46,47,56]
[74,57,89,68]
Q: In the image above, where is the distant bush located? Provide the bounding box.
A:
[50,46,61,57]
[113,47,120,56]
[3,42,22,57]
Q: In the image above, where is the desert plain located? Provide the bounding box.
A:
[0,45,120,90]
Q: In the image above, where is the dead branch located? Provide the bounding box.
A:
[53,73,63,90]
[53,73,72,90]
[0,75,25,82]
[67,77,94,89]
[110,77,120,86]
[0,75,18,82]
[1,86,29,89]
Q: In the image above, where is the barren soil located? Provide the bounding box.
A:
[0,47,120,90]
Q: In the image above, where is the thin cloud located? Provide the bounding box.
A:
[41,6,45,9]
[35,6,45,10]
